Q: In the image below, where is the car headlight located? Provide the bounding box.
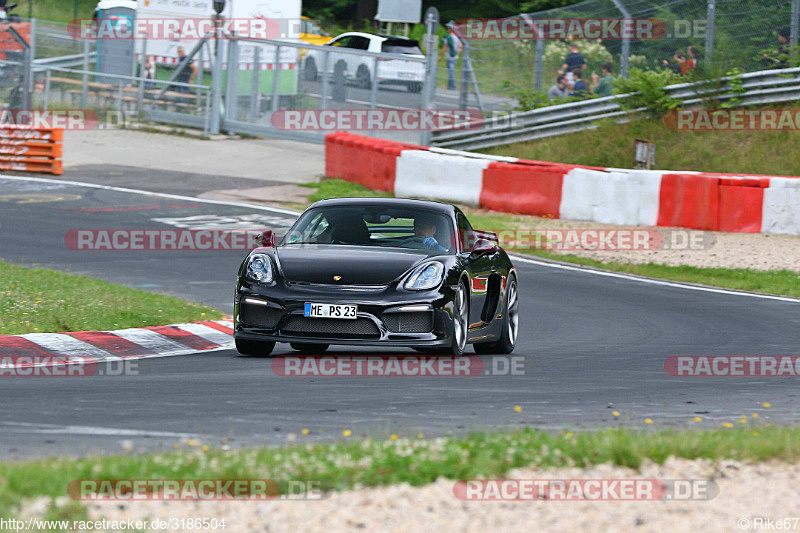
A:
[245,253,274,283]
[404,261,444,291]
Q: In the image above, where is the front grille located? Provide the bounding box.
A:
[383,311,434,333]
[281,316,380,339]
[239,303,283,328]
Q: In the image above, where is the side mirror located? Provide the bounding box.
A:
[471,238,498,253]
[254,229,276,248]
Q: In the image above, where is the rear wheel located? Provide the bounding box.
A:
[473,275,518,354]
[235,339,275,357]
[290,342,330,354]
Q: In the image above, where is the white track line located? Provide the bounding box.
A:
[510,254,800,303]
[0,174,302,216]
[3,174,796,304]
[0,421,196,438]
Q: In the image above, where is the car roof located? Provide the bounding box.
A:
[333,32,418,44]
[335,31,383,40]
[308,197,455,214]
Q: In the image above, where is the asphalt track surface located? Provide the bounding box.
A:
[1,174,799,460]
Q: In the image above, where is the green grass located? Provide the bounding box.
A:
[302,179,800,297]
[520,251,800,297]
[13,0,96,23]
[0,424,794,521]
[481,113,800,176]
[296,178,392,208]
[0,261,223,334]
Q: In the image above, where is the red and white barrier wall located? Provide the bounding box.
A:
[325,132,800,236]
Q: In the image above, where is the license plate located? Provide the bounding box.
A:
[304,303,357,319]
[397,72,416,79]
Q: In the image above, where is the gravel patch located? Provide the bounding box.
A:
[56,457,798,532]
[463,209,800,272]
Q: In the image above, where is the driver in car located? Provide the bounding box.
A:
[414,217,447,252]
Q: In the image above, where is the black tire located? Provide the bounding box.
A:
[304,57,318,81]
[473,275,518,355]
[235,339,275,357]
[407,82,423,93]
[290,342,329,354]
[356,65,372,89]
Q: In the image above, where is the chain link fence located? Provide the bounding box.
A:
[459,0,800,111]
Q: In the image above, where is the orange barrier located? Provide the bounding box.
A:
[0,126,63,175]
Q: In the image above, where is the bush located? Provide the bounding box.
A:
[614,67,681,117]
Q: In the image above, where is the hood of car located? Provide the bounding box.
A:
[276,245,433,285]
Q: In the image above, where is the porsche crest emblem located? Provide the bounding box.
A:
[333,275,342,281]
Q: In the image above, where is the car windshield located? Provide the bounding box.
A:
[283,205,456,253]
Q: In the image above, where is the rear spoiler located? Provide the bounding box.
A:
[461,229,500,251]
[473,230,499,243]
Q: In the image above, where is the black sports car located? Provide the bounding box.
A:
[233,198,518,356]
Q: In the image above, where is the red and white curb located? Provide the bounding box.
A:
[0,320,233,369]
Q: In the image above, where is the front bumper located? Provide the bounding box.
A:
[234,281,456,347]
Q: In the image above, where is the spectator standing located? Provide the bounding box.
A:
[140,55,156,90]
[591,62,615,97]
[661,55,682,75]
[762,29,790,68]
[547,74,570,100]
[679,51,695,74]
[175,46,198,93]
[571,68,590,99]
[687,45,700,71]
[560,43,586,83]
[440,21,462,91]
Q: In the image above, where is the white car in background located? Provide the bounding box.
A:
[303,32,426,93]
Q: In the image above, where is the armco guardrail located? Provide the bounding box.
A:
[326,131,800,237]
[432,67,800,151]
[0,126,63,174]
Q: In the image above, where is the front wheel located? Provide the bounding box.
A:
[235,339,275,357]
[473,275,518,354]
[445,280,469,356]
